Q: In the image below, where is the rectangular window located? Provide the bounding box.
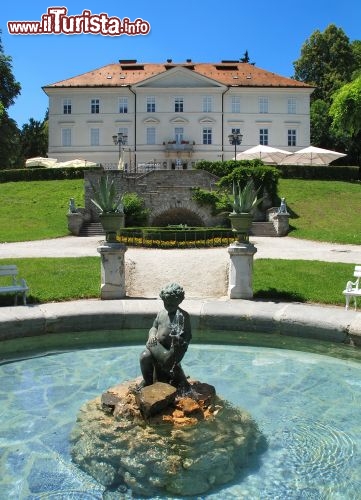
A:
[117,127,128,145]
[119,97,128,113]
[287,97,296,114]
[146,96,155,112]
[174,96,184,112]
[202,96,212,112]
[90,128,99,146]
[61,128,71,147]
[259,97,268,113]
[91,98,100,114]
[175,127,184,143]
[202,127,212,145]
[288,129,297,147]
[259,128,268,145]
[231,96,240,113]
[63,98,71,114]
[146,127,156,145]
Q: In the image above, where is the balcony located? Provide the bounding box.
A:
[164,140,195,152]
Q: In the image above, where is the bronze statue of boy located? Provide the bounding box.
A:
[139,283,192,389]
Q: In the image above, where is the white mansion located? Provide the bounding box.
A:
[43,59,314,171]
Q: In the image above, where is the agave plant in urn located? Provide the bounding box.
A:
[228,178,263,243]
[90,175,125,243]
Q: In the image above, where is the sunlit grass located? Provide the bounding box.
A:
[0,179,84,242]
[0,257,99,305]
[278,179,361,244]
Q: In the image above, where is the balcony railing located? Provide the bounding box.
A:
[164,140,194,152]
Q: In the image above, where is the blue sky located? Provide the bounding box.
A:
[1,0,360,127]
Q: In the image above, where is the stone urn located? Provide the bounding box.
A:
[229,212,253,243]
[99,213,124,242]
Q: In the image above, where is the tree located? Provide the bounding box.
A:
[0,114,22,168]
[330,76,361,136]
[293,24,356,102]
[0,32,21,109]
[21,118,48,160]
[351,40,361,78]
[310,99,333,148]
[0,30,21,168]
[329,76,361,165]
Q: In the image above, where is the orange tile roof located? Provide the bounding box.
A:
[43,61,312,89]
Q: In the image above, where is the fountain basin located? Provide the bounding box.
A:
[1,298,361,345]
[1,339,361,498]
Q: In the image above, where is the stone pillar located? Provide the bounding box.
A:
[228,242,257,299]
[67,213,84,236]
[272,213,290,236]
[97,242,127,299]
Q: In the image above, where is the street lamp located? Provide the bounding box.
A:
[228,131,243,159]
[112,132,128,168]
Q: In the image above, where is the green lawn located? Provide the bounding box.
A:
[0,257,99,305]
[278,179,361,244]
[0,179,84,242]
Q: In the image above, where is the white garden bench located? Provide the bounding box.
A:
[343,265,361,310]
[0,265,29,305]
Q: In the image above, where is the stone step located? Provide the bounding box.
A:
[250,222,278,237]
[79,222,104,236]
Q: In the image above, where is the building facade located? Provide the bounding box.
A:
[43,59,314,171]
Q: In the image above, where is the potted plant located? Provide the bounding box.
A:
[228,178,263,243]
[90,175,125,242]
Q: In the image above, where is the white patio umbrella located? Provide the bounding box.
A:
[235,145,292,164]
[25,157,58,167]
[54,158,98,168]
[280,146,346,166]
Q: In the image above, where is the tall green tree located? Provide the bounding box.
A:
[0,114,21,168]
[293,24,361,158]
[329,76,361,165]
[351,40,361,78]
[0,30,21,168]
[21,118,48,160]
[0,32,21,109]
[293,24,356,102]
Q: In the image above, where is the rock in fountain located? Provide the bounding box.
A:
[70,283,263,497]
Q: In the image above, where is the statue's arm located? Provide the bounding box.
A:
[159,311,192,366]
[146,315,159,347]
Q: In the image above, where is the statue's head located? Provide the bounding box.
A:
[160,283,185,312]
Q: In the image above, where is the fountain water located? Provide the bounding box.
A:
[1,341,361,498]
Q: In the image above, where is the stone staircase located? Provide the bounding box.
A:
[79,222,104,237]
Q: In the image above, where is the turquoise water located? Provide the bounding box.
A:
[1,339,361,498]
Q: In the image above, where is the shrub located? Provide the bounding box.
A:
[0,166,100,183]
[123,192,149,226]
[194,159,264,177]
[277,164,360,181]
[218,165,280,203]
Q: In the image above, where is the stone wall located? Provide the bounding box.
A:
[84,169,223,226]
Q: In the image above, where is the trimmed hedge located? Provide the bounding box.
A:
[0,166,101,183]
[277,164,360,181]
